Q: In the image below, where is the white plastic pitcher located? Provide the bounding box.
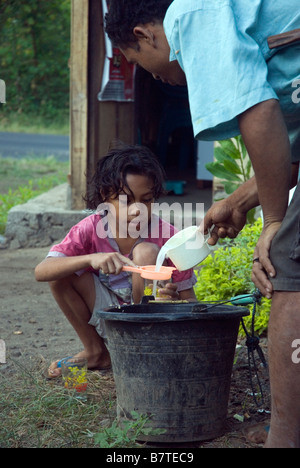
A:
[163,226,214,271]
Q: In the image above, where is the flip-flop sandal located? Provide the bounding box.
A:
[44,357,68,380]
[57,356,112,373]
[45,356,112,380]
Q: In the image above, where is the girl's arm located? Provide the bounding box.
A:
[158,283,197,301]
[179,287,197,301]
[35,252,136,282]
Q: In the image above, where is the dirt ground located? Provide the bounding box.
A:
[0,246,271,448]
[0,247,82,364]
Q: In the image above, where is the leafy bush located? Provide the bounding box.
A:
[206,137,256,224]
[206,137,252,194]
[0,179,63,234]
[0,157,68,234]
[93,411,165,448]
[0,0,70,119]
[194,219,271,335]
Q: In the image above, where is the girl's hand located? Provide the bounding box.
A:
[89,252,135,275]
[158,282,180,300]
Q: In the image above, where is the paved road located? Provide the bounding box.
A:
[0,132,69,161]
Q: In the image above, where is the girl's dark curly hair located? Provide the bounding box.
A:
[85,142,166,209]
[105,0,173,48]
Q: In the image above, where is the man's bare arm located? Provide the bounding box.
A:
[238,99,291,227]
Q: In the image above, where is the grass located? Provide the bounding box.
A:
[0,358,117,448]
[0,358,164,449]
[0,111,69,135]
[0,152,162,448]
[0,110,70,234]
[0,156,69,234]
[0,354,264,449]
[0,155,69,193]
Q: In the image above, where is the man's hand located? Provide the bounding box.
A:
[251,222,281,298]
[202,198,248,245]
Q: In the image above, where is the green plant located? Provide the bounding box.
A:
[0,111,69,135]
[0,156,68,234]
[0,179,62,234]
[0,358,116,448]
[0,1,70,119]
[194,218,271,335]
[93,411,165,448]
[206,136,256,224]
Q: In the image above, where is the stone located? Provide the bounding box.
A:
[0,234,8,249]
[5,184,88,249]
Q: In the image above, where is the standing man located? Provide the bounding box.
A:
[105,0,300,447]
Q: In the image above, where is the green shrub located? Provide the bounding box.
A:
[0,1,70,118]
[0,180,57,234]
[194,218,271,335]
[93,411,165,448]
[206,137,256,224]
[0,157,68,234]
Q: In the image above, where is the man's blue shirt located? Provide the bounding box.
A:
[164,0,300,159]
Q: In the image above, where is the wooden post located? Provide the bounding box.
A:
[88,0,136,179]
[70,0,136,210]
[70,0,89,210]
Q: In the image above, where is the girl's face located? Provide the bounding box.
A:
[106,173,155,238]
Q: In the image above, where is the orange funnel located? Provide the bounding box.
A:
[122,265,176,280]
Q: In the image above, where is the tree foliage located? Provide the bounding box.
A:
[0,0,70,119]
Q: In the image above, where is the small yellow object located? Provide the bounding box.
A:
[144,285,168,299]
[144,286,153,296]
[63,365,88,392]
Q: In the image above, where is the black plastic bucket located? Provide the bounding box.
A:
[97,302,249,443]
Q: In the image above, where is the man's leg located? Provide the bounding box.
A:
[265,291,300,448]
[48,272,111,377]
